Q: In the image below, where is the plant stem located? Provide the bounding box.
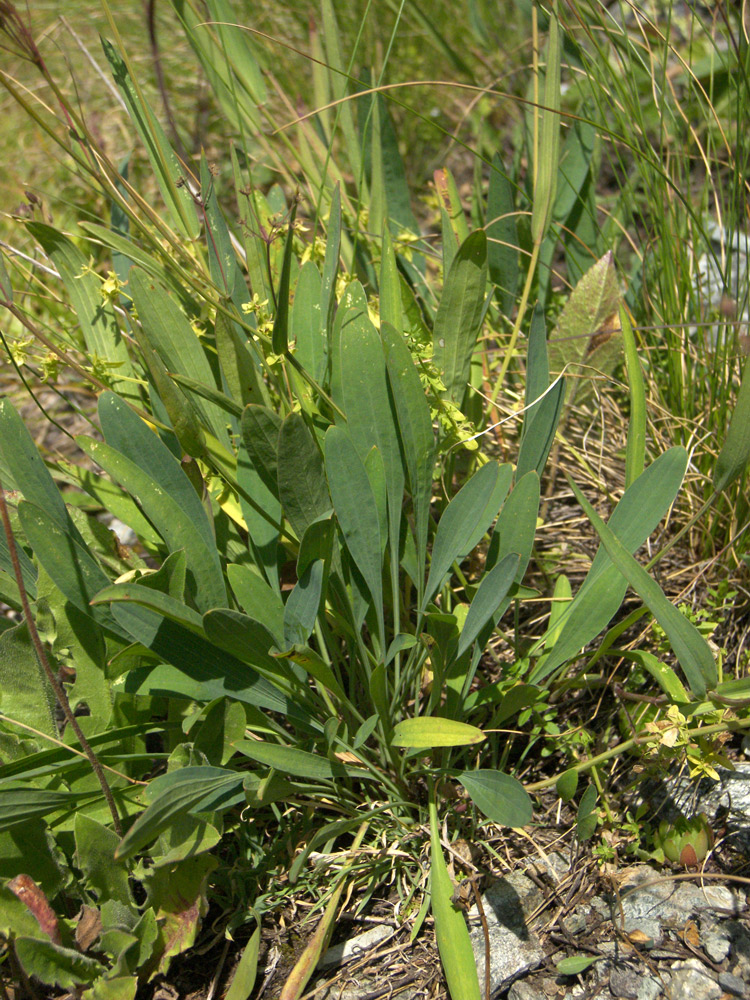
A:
[524,715,750,794]
[0,479,123,836]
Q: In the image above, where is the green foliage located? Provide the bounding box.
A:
[0,0,745,994]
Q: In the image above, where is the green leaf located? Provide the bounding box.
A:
[116,767,245,860]
[233,741,356,781]
[15,937,103,988]
[272,200,298,355]
[27,223,137,403]
[531,9,561,245]
[101,37,199,239]
[486,154,519,316]
[193,699,248,767]
[241,404,283,500]
[567,475,717,697]
[715,355,750,493]
[0,400,70,532]
[553,119,596,227]
[201,609,292,681]
[91,582,204,633]
[456,553,520,659]
[532,448,689,682]
[556,955,599,975]
[621,304,646,487]
[283,559,325,647]
[228,564,285,644]
[458,770,532,827]
[0,248,12,303]
[391,718,485,749]
[428,798,481,1000]
[381,321,434,598]
[380,227,403,331]
[320,185,341,336]
[113,604,306,721]
[0,785,90,832]
[134,332,207,457]
[292,261,325,381]
[75,813,132,907]
[225,925,260,1000]
[423,461,511,610]
[432,230,488,406]
[556,768,579,803]
[516,378,565,482]
[0,623,57,738]
[278,413,331,540]
[129,269,229,446]
[18,502,125,638]
[324,426,384,645]
[201,152,239,298]
[340,313,405,553]
[97,391,218,545]
[78,436,226,612]
[576,784,598,841]
[215,312,267,410]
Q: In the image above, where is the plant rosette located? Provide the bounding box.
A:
[653,813,713,867]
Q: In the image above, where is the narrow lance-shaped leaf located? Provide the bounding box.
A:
[381,322,434,599]
[325,426,385,647]
[456,553,520,660]
[27,223,138,403]
[423,461,511,611]
[277,413,331,540]
[432,230,488,406]
[101,37,199,239]
[486,153,519,317]
[321,184,341,337]
[531,4,561,246]
[428,797,482,1000]
[714,355,750,493]
[272,200,298,355]
[531,447,688,682]
[567,475,717,697]
[200,152,239,298]
[340,313,404,564]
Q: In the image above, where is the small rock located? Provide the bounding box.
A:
[699,918,731,963]
[668,958,722,1000]
[635,976,663,1000]
[468,872,545,994]
[508,981,548,1000]
[609,964,640,998]
[718,970,746,997]
[317,924,393,969]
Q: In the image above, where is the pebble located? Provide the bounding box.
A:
[609,964,640,998]
[717,970,746,997]
[668,958,722,1000]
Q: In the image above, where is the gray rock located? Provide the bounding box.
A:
[609,963,640,998]
[635,976,663,1000]
[718,970,747,997]
[699,917,731,963]
[466,872,545,995]
[317,924,393,969]
[668,958,722,1000]
[605,866,738,946]
[507,981,548,1000]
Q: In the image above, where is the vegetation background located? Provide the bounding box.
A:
[0,1,749,998]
